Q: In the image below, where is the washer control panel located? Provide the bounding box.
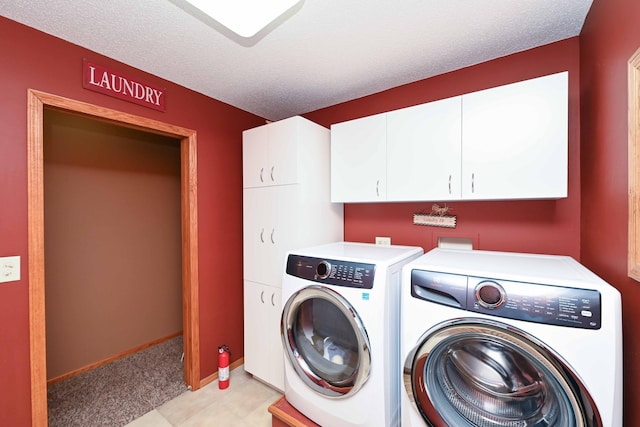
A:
[411,269,602,329]
[286,255,376,289]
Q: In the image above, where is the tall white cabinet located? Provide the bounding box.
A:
[242,116,344,391]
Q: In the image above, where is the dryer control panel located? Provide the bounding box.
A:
[411,269,602,329]
[286,255,376,289]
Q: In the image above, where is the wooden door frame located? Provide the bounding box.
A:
[629,48,640,281]
[27,89,201,426]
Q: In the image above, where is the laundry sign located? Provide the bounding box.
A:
[82,60,166,112]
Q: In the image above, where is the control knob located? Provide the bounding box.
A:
[475,281,506,309]
[316,261,331,279]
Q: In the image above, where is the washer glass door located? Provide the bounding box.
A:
[281,285,371,397]
[404,319,601,427]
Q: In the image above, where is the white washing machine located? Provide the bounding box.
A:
[281,242,423,427]
[401,248,622,427]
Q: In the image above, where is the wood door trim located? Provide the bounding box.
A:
[629,48,640,281]
[27,89,200,426]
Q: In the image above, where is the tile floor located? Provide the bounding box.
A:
[125,367,283,427]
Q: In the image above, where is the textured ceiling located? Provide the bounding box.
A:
[0,0,592,121]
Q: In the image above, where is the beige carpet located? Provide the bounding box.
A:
[47,336,187,427]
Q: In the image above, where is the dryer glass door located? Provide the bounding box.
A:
[281,285,371,397]
[404,319,601,427]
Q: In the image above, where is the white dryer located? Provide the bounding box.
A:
[281,242,423,427]
[401,248,622,427]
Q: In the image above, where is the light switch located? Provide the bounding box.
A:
[0,256,20,283]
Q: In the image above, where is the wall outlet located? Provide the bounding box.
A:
[0,256,20,283]
[375,236,391,245]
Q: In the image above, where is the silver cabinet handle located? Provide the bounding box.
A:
[259,167,264,182]
[271,293,275,306]
[260,228,264,243]
[472,173,475,193]
[448,175,452,194]
[270,229,275,244]
[260,290,264,303]
[270,166,275,181]
[376,180,380,197]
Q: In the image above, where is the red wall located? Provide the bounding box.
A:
[0,17,263,425]
[306,38,582,258]
[580,0,640,424]
[4,3,637,425]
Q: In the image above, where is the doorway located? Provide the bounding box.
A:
[27,90,201,426]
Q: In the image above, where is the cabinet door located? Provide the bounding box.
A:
[243,187,273,284]
[243,125,270,188]
[387,97,462,201]
[266,286,284,391]
[243,280,268,378]
[461,72,568,199]
[243,186,297,287]
[269,185,297,287]
[267,118,299,186]
[243,281,284,390]
[331,113,387,202]
[243,118,299,188]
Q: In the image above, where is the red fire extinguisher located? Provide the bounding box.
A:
[218,344,231,389]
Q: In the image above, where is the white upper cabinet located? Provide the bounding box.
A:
[387,96,462,201]
[330,71,569,202]
[243,118,299,188]
[461,71,568,200]
[331,113,387,202]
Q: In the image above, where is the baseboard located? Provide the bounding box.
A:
[46,331,183,386]
[200,357,245,388]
